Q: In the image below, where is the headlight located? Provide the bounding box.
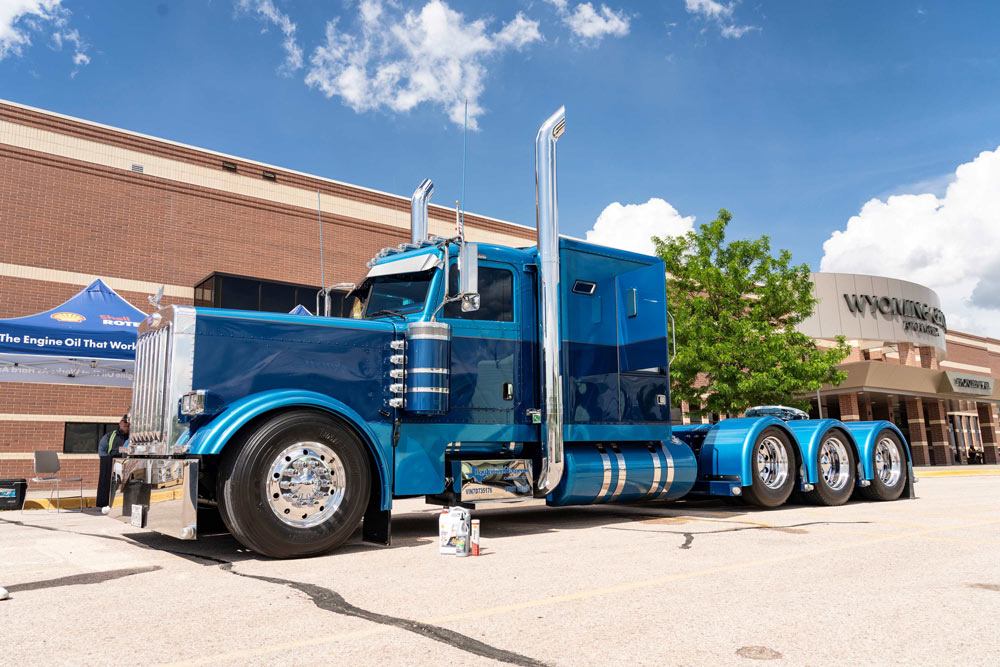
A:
[180,390,207,416]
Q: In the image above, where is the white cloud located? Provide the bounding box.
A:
[236,0,303,74]
[685,0,733,20]
[0,0,88,71]
[495,12,543,50]
[52,28,88,75]
[684,0,758,39]
[304,1,542,129]
[564,3,629,41]
[719,23,757,39]
[546,1,630,43]
[820,147,1000,336]
[585,198,696,256]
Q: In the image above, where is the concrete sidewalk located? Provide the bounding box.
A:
[19,487,183,511]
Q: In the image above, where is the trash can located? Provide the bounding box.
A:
[0,479,27,511]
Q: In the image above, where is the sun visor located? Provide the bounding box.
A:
[366,253,440,278]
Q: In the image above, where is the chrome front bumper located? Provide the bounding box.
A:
[111,457,198,540]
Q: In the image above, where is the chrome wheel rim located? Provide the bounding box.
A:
[266,442,345,528]
[819,436,851,491]
[874,437,902,487]
[756,436,789,489]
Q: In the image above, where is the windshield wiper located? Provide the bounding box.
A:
[367,309,407,320]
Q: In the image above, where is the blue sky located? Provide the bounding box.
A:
[3,1,1000,332]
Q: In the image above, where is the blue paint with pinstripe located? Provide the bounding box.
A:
[547,440,697,505]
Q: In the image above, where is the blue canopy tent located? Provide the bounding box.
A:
[288,304,313,316]
[0,279,145,387]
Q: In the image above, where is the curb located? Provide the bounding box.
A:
[915,469,1000,478]
[19,488,184,511]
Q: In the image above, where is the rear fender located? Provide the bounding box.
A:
[179,389,393,510]
[841,421,911,481]
[686,417,799,489]
[784,419,860,486]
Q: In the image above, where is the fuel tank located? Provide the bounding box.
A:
[547,440,697,506]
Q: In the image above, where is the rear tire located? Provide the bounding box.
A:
[743,427,796,508]
[861,430,907,501]
[805,430,856,506]
[217,410,370,558]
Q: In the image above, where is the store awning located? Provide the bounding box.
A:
[819,361,1000,402]
[0,279,145,387]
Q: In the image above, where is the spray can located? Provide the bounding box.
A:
[470,519,480,556]
[454,507,471,557]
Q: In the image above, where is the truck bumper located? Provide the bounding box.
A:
[110,457,198,540]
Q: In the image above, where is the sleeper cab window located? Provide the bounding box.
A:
[445,265,514,322]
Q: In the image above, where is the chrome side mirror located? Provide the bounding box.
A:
[458,242,479,312]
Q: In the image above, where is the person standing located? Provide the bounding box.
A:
[96,414,129,508]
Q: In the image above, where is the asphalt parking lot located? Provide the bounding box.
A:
[2,471,998,666]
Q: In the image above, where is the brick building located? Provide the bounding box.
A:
[801,273,1000,465]
[0,99,534,488]
[2,100,997,489]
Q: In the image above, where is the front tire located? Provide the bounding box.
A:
[743,427,796,508]
[805,430,856,506]
[860,430,907,501]
[217,410,370,558]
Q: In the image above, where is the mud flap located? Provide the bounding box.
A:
[362,498,391,546]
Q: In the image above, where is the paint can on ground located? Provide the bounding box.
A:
[471,519,480,556]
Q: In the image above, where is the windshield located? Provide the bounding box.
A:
[362,270,434,318]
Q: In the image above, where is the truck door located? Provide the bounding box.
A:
[443,261,521,421]
[616,263,672,422]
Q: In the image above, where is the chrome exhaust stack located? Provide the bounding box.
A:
[535,106,566,496]
[411,178,434,244]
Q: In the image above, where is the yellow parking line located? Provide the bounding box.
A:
[162,517,999,666]
[819,526,1000,546]
[916,469,1000,477]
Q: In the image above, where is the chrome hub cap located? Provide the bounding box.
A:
[819,436,851,491]
[874,437,902,487]
[756,436,789,489]
[266,442,345,528]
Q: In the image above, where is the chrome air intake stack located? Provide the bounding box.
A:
[535,106,566,496]
[411,178,434,244]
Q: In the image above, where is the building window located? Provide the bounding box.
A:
[193,272,322,314]
[444,265,514,322]
[63,422,119,454]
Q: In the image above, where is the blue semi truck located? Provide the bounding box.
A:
[113,108,914,557]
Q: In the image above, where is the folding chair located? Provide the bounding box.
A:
[31,451,84,513]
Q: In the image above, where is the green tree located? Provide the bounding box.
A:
[653,209,849,416]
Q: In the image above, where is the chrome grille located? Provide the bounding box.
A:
[131,324,173,445]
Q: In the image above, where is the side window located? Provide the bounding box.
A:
[445,265,514,322]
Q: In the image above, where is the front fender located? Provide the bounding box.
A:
[784,419,860,486]
[180,389,393,510]
[682,417,798,489]
[841,421,910,481]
